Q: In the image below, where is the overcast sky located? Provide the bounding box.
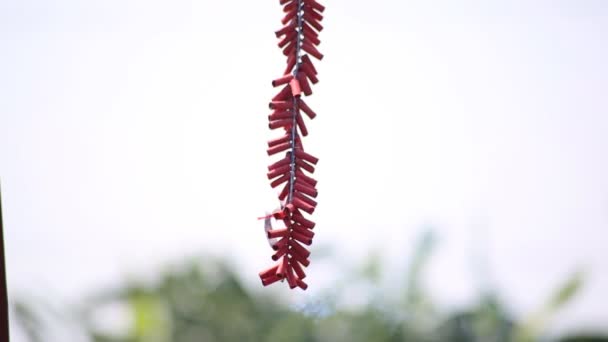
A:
[2,1,608,340]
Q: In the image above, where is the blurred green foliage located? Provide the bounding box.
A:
[11,231,608,342]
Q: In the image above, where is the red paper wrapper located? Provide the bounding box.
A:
[267,228,289,239]
[286,264,297,288]
[259,264,279,279]
[272,246,288,261]
[295,158,315,173]
[267,135,290,148]
[261,273,282,286]
[267,154,291,170]
[276,256,288,278]
[281,11,297,26]
[290,248,310,267]
[294,149,319,164]
[268,110,292,121]
[292,231,313,245]
[269,101,293,110]
[285,53,297,75]
[267,164,290,180]
[297,72,313,96]
[302,25,319,43]
[294,182,318,197]
[305,7,324,21]
[267,141,291,156]
[302,22,321,36]
[299,58,317,77]
[283,41,296,57]
[284,203,296,214]
[290,239,311,258]
[293,225,315,238]
[275,23,296,37]
[295,169,317,187]
[272,74,294,87]
[283,1,297,13]
[292,195,315,214]
[260,0,324,290]
[299,99,317,119]
[302,41,324,60]
[296,278,309,290]
[303,12,324,32]
[273,208,288,220]
[295,175,314,190]
[272,85,292,101]
[294,190,317,207]
[291,259,307,279]
[303,30,321,47]
[303,0,325,12]
[289,78,302,97]
[292,212,316,229]
[270,174,289,188]
[269,119,293,130]
[278,183,289,201]
[295,112,308,136]
[294,134,304,148]
[302,54,318,74]
[300,63,319,84]
[273,236,289,251]
[278,30,297,48]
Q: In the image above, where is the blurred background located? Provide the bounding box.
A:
[1,0,607,341]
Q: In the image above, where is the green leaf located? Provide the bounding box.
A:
[128,291,170,342]
[546,270,584,312]
[514,269,586,342]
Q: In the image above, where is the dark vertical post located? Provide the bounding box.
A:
[0,185,9,341]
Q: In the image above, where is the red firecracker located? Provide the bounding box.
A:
[259,0,325,290]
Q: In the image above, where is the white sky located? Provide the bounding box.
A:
[1,0,608,339]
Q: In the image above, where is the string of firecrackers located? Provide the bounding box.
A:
[259,0,325,290]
